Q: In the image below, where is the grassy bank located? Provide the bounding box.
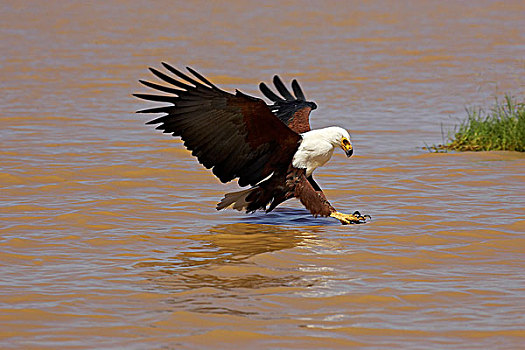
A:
[426,95,525,152]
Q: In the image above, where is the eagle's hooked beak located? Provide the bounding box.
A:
[341,137,353,157]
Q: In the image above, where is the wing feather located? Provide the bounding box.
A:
[291,79,306,100]
[161,62,202,87]
[148,67,194,90]
[259,82,284,102]
[138,106,173,114]
[273,75,295,101]
[186,66,220,89]
[139,80,182,95]
[132,93,177,103]
[259,76,317,133]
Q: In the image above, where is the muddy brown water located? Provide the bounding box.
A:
[1,1,524,349]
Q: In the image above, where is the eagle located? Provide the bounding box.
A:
[133,63,369,224]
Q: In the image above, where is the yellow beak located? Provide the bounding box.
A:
[341,138,353,157]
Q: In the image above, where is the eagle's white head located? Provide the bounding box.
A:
[293,126,353,177]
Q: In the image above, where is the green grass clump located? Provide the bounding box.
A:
[427,95,525,152]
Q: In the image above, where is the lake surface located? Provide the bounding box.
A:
[1,1,524,349]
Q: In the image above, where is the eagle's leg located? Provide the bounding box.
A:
[307,175,369,225]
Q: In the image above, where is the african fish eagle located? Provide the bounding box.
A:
[133,63,369,224]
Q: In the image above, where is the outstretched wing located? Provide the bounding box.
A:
[133,63,301,187]
[259,76,317,134]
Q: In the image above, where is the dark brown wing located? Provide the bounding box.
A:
[259,76,317,133]
[133,63,301,187]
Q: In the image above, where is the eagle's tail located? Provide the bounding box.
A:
[216,188,258,212]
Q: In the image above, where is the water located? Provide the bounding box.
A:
[1,1,524,349]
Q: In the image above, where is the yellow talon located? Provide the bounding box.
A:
[330,211,370,225]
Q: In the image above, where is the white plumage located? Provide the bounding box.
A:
[292,126,352,177]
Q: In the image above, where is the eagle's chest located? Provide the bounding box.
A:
[292,141,334,177]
